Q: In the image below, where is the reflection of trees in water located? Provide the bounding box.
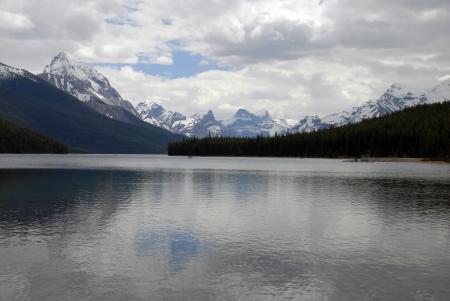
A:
[329,176,450,217]
[0,170,140,230]
[0,169,449,300]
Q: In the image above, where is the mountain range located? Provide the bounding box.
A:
[289,82,450,133]
[2,51,449,144]
[0,61,181,153]
[137,80,450,137]
[136,102,294,137]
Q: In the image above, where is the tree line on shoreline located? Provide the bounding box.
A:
[0,118,68,154]
[168,102,450,159]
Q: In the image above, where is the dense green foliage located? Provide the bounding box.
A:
[0,117,67,153]
[169,102,450,159]
[0,71,182,154]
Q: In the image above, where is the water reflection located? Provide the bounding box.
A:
[0,161,449,301]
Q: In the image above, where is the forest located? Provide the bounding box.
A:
[168,102,450,159]
[0,118,68,154]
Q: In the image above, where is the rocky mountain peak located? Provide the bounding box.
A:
[39,52,139,120]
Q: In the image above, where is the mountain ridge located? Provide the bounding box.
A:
[0,61,182,153]
[138,80,449,137]
[136,101,294,137]
[38,52,141,124]
[290,81,450,133]
[6,52,450,138]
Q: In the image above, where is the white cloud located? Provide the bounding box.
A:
[0,10,34,32]
[1,0,450,119]
[98,56,378,119]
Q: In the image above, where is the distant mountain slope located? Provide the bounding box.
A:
[290,81,450,133]
[168,102,450,159]
[0,117,67,154]
[136,101,292,137]
[0,62,182,154]
[38,52,141,124]
[139,80,449,137]
[222,109,292,136]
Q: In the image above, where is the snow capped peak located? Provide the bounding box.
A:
[200,110,216,121]
[290,81,439,134]
[52,51,73,64]
[40,52,139,119]
[43,52,106,85]
[38,52,141,121]
[192,110,215,120]
[234,108,254,118]
[136,102,291,137]
[382,83,415,99]
[233,108,270,119]
[137,101,187,131]
[56,51,71,59]
[44,51,81,75]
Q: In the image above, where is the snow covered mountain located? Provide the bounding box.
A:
[290,81,450,133]
[0,62,37,82]
[223,109,293,136]
[136,101,224,137]
[0,60,182,153]
[35,52,449,137]
[39,52,140,123]
[136,101,292,137]
[139,80,448,137]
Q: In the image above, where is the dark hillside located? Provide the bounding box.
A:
[0,63,183,154]
[0,118,67,154]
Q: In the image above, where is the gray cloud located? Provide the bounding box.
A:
[1,0,450,119]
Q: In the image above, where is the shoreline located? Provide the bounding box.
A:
[366,157,449,163]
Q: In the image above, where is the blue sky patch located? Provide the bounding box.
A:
[94,49,227,78]
[105,16,138,27]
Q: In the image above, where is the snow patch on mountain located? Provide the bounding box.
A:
[136,101,186,131]
[223,108,292,136]
[290,82,443,133]
[39,52,139,118]
[137,102,292,137]
[0,63,36,82]
[137,101,224,137]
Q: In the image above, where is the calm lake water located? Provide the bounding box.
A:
[0,155,449,301]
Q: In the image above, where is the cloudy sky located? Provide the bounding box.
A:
[1,0,450,119]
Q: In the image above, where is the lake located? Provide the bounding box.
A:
[0,155,449,301]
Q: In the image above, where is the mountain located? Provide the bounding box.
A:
[137,101,224,137]
[136,101,292,137]
[38,52,141,124]
[169,101,450,159]
[0,62,182,153]
[0,117,68,154]
[136,102,186,132]
[223,109,292,136]
[175,110,225,137]
[140,80,447,137]
[290,81,450,133]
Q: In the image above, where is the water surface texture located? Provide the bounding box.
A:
[0,155,449,301]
